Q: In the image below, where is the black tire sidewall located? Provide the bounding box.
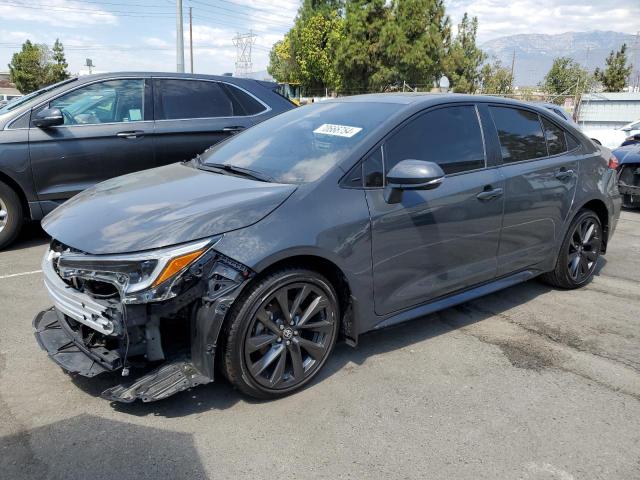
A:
[0,182,23,249]
[557,210,602,288]
[226,269,339,398]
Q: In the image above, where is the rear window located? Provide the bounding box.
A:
[490,106,547,163]
[200,101,401,184]
[154,79,233,120]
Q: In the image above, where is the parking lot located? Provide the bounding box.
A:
[0,210,639,480]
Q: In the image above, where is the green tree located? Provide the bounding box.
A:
[268,0,343,91]
[47,38,70,84]
[444,13,485,93]
[8,40,48,93]
[333,0,390,92]
[541,57,591,104]
[594,43,632,92]
[268,34,301,84]
[479,59,513,94]
[295,11,344,90]
[378,0,451,89]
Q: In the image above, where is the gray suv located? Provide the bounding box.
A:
[0,72,294,248]
[33,94,621,402]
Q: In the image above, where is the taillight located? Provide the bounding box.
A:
[608,155,619,170]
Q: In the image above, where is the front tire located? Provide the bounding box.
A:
[541,209,602,289]
[222,268,339,399]
[0,181,24,250]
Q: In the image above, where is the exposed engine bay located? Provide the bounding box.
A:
[33,237,253,403]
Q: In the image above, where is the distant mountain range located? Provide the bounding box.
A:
[481,31,638,87]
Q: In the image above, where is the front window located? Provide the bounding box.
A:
[200,102,401,184]
[384,105,486,175]
[49,79,145,125]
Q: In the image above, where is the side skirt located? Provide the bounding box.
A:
[373,270,537,331]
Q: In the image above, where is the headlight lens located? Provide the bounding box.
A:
[56,237,220,303]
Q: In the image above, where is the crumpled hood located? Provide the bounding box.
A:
[42,163,296,254]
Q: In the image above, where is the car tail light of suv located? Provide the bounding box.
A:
[609,155,619,170]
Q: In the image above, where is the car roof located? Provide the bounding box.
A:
[0,72,277,125]
[323,92,554,111]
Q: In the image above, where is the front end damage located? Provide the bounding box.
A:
[618,163,640,208]
[33,237,253,403]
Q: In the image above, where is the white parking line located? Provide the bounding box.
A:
[0,270,43,280]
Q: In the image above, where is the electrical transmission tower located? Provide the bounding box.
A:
[232,31,257,78]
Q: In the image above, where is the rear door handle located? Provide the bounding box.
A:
[476,187,504,201]
[555,168,575,180]
[222,126,245,133]
[116,130,144,139]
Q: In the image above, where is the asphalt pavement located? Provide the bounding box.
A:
[1,212,639,480]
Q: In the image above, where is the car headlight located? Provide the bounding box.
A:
[56,237,221,304]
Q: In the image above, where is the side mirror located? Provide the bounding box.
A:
[384,159,445,204]
[33,108,64,128]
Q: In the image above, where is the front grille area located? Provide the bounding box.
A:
[42,249,121,335]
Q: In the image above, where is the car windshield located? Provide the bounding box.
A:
[199,101,401,184]
[0,77,77,114]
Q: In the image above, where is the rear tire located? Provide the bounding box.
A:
[0,181,24,250]
[222,268,339,399]
[541,209,602,289]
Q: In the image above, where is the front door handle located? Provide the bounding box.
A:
[222,126,245,134]
[116,130,144,139]
[476,187,504,201]
[555,168,575,180]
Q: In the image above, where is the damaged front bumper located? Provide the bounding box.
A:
[33,239,253,403]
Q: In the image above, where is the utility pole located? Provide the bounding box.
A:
[189,6,194,73]
[176,0,185,73]
[632,31,640,92]
[510,49,516,90]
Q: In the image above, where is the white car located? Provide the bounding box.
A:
[583,119,640,149]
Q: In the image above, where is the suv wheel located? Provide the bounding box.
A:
[222,268,339,399]
[0,181,23,250]
[541,209,602,289]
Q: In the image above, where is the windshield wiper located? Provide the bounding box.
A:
[198,162,274,183]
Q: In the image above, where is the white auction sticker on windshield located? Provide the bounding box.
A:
[313,124,363,138]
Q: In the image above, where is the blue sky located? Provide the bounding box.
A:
[1,0,638,77]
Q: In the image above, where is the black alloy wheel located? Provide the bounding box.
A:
[566,216,601,283]
[222,269,339,398]
[541,209,602,289]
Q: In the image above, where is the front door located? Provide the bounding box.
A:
[487,106,579,275]
[29,78,155,205]
[366,105,504,316]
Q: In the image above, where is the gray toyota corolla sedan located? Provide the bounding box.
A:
[34,94,621,402]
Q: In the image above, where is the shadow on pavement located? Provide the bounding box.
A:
[0,414,208,480]
[4,221,49,252]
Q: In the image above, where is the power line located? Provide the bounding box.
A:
[0,0,176,17]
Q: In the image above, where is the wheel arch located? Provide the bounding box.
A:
[233,252,356,344]
[0,170,29,220]
[576,198,610,253]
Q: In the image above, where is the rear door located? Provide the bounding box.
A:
[29,77,154,204]
[488,105,580,275]
[152,78,266,165]
[365,104,504,315]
